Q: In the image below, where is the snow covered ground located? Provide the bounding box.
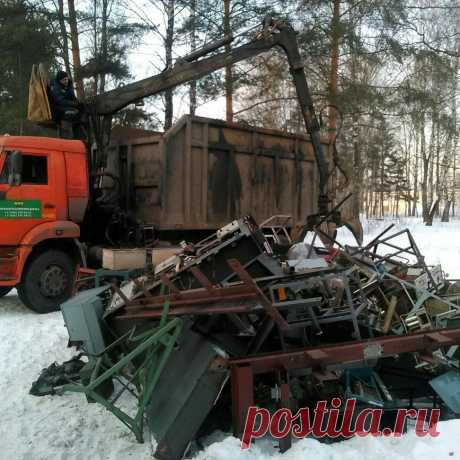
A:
[1,217,459,459]
[336,216,460,278]
[0,290,154,460]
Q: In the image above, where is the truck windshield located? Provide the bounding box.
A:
[0,151,9,184]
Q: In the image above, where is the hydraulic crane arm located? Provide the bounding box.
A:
[95,20,298,116]
[274,22,330,215]
[93,19,330,213]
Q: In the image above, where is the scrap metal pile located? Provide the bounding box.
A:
[32,215,460,459]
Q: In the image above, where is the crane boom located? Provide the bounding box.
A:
[94,22,290,115]
[93,19,330,214]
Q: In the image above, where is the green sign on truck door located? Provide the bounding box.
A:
[0,200,42,218]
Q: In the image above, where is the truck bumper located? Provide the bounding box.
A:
[0,246,31,286]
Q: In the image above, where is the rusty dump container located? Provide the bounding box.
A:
[108,115,327,232]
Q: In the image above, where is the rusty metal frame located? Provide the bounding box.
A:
[348,227,438,292]
[116,259,289,330]
[230,327,460,442]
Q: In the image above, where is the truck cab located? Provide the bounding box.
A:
[0,136,89,312]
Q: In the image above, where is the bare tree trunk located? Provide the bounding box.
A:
[371,156,378,216]
[99,0,109,93]
[402,121,411,217]
[351,113,361,218]
[452,144,457,217]
[441,201,451,222]
[428,114,436,214]
[164,0,175,129]
[412,129,419,216]
[452,5,460,217]
[189,0,197,115]
[18,51,24,133]
[420,114,430,222]
[92,0,98,95]
[224,0,233,122]
[435,119,441,213]
[67,0,84,98]
[380,142,384,217]
[328,0,340,201]
[57,0,72,77]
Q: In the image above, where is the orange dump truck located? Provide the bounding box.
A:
[0,116,326,313]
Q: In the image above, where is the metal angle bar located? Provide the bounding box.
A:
[406,231,438,293]
[227,259,289,331]
[122,281,259,307]
[349,224,395,256]
[230,327,460,375]
[361,250,411,267]
[87,319,182,391]
[314,193,353,228]
[383,272,460,312]
[278,382,292,452]
[370,242,416,257]
[160,274,181,295]
[343,276,361,340]
[272,297,323,309]
[306,231,318,258]
[231,365,254,439]
[289,312,360,328]
[190,266,217,293]
[376,228,412,243]
[362,242,414,258]
[123,291,259,310]
[248,317,275,354]
[119,303,261,319]
[61,318,183,442]
[314,227,346,250]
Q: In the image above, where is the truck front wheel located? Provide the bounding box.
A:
[17,250,76,314]
[0,286,13,298]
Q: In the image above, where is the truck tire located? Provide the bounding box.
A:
[0,286,13,298]
[17,250,75,314]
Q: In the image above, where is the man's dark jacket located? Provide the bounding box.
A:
[49,78,78,120]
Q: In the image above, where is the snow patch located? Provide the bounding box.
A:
[194,421,459,460]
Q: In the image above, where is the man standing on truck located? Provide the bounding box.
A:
[49,70,83,139]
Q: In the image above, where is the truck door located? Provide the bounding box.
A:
[0,150,58,245]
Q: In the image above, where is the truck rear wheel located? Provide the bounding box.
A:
[0,286,13,298]
[17,250,75,314]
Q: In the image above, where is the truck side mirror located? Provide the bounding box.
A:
[7,150,23,186]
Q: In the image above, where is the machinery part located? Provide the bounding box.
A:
[343,367,392,408]
[60,317,183,443]
[0,286,13,298]
[147,324,228,460]
[61,285,111,354]
[275,21,329,215]
[230,327,460,441]
[429,371,460,413]
[343,217,364,246]
[17,249,76,313]
[57,283,183,443]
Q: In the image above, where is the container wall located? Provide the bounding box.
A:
[158,116,323,230]
[106,135,163,225]
[113,115,328,231]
